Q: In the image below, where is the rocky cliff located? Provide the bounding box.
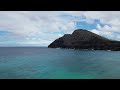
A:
[48,29,120,51]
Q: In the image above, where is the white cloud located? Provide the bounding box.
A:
[96,24,102,29]
[91,24,120,41]
[74,11,120,34]
[0,11,120,46]
[0,11,77,46]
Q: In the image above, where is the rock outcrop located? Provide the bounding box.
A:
[48,29,120,51]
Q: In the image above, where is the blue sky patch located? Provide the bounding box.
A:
[0,31,12,36]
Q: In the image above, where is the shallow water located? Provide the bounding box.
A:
[0,47,120,79]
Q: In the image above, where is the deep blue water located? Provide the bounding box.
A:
[0,47,120,79]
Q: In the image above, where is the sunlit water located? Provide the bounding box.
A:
[0,47,120,79]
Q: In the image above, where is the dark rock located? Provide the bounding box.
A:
[48,29,120,51]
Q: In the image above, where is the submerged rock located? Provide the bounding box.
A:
[48,29,120,51]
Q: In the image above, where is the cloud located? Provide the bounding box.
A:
[0,11,78,46]
[91,24,120,41]
[0,11,120,46]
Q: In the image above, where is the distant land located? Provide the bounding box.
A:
[48,29,120,51]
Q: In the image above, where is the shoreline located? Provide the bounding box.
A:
[50,47,120,51]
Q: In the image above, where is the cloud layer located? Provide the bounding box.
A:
[0,11,120,46]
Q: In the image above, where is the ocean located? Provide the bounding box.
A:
[0,47,120,79]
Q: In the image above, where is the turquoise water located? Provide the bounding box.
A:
[0,47,120,79]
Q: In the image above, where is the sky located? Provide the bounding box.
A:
[0,11,120,46]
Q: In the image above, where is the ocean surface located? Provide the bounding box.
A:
[0,47,120,79]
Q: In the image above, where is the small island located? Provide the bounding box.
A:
[48,29,120,51]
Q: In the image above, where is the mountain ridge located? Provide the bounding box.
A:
[48,29,120,51]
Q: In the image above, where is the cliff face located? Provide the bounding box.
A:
[48,29,120,51]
